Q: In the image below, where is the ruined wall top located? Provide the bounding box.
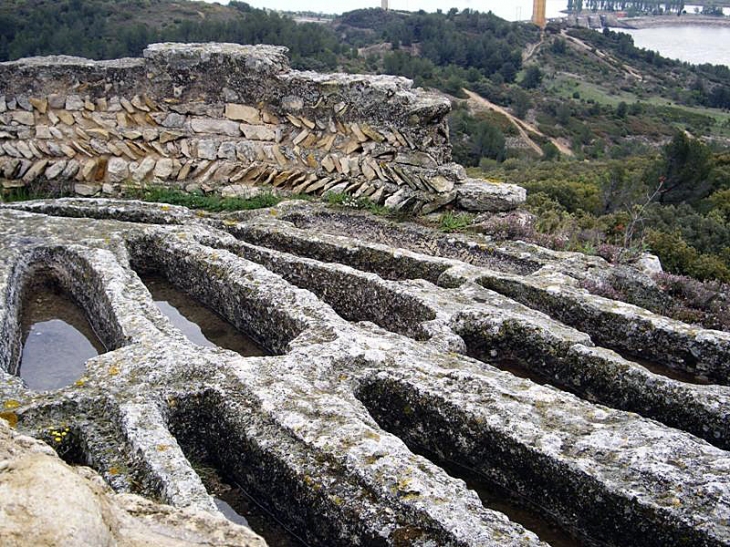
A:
[0,43,524,212]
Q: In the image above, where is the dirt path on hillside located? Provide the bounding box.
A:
[463,89,574,157]
[560,30,643,81]
[522,33,544,63]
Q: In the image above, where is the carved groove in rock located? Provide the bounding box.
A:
[1,198,730,547]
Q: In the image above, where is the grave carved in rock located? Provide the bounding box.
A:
[0,198,729,546]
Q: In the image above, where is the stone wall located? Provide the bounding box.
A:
[0,43,524,213]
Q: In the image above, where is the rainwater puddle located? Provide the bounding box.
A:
[141,274,266,356]
[619,353,713,386]
[197,461,308,546]
[20,277,104,390]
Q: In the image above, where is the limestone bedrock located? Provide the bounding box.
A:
[0,198,729,546]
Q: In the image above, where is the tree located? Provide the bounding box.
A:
[650,132,714,205]
[520,66,543,89]
[512,89,532,119]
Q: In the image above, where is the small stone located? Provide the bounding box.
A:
[196,140,218,160]
[81,159,98,181]
[29,98,48,114]
[177,161,193,181]
[421,190,458,214]
[44,161,68,180]
[2,142,20,158]
[190,118,240,137]
[120,97,136,114]
[131,95,150,112]
[343,140,361,155]
[65,96,85,111]
[153,158,174,179]
[292,128,310,146]
[87,128,110,140]
[321,155,336,173]
[16,96,32,111]
[130,157,156,182]
[456,180,526,212]
[396,151,438,169]
[84,99,96,112]
[362,161,377,181]
[61,159,80,178]
[241,124,277,141]
[74,183,101,196]
[360,124,385,143]
[22,159,48,182]
[262,111,279,124]
[428,176,455,194]
[47,94,66,109]
[107,97,122,112]
[142,128,159,142]
[384,188,410,209]
[116,112,129,128]
[121,130,143,140]
[107,157,129,183]
[162,113,186,128]
[225,104,261,124]
[286,114,302,128]
[15,141,34,159]
[57,111,75,126]
[11,111,34,126]
[35,125,52,139]
[217,142,237,160]
[160,131,184,144]
[96,98,108,111]
[350,123,368,143]
[300,117,316,130]
[282,96,304,112]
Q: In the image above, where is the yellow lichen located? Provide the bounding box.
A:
[0,411,18,428]
[3,400,21,410]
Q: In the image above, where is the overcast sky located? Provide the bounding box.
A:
[198,0,570,21]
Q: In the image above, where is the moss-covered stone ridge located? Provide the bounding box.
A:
[0,43,524,213]
[1,198,729,547]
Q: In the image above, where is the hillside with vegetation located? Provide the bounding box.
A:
[2,1,730,294]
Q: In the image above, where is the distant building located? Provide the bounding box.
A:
[382,0,388,10]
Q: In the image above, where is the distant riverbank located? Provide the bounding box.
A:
[618,15,730,29]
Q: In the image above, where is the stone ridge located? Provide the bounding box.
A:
[0,419,266,546]
[1,198,729,546]
[0,42,524,213]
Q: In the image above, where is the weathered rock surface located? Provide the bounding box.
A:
[0,43,525,213]
[1,198,729,547]
[0,419,265,547]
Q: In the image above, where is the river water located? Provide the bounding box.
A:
[616,26,730,67]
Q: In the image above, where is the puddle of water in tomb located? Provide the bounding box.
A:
[20,281,104,391]
[197,463,308,546]
[141,274,266,356]
[616,352,713,386]
[414,447,587,547]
